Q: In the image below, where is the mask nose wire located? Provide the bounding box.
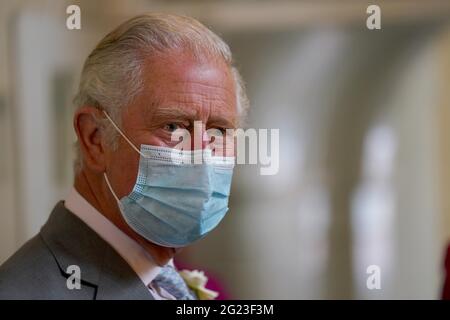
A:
[102,110,147,158]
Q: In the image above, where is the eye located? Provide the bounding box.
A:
[163,123,182,132]
[209,127,228,135]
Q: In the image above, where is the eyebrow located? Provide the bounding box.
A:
[207,115,237,129]
[149,105,237,128]
[151,105,199,122]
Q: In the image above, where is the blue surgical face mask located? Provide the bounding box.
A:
[102,111,235,248]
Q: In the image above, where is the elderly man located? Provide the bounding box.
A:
[0,13,248,299]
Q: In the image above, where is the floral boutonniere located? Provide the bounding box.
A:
[179,269,219,300]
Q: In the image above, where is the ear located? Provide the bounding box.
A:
[73,106,107,173]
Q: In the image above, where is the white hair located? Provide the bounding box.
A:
[73,13,249,173]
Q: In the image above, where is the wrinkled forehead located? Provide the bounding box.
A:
[136,52,238,126]
[143,50,236,96]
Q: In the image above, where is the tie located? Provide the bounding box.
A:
[151,264,197,300]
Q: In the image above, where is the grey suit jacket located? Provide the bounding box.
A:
[0,201,154,300]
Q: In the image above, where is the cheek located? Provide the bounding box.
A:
[109,146,141,197]
[107,134,170,197]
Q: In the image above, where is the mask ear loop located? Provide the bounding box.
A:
[102,110,144,204]
[103,172,120,203]
[102,110,147,158]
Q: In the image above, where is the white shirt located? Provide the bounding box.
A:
[64,188,175,300]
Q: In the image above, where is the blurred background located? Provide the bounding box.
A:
[1,0,450,299]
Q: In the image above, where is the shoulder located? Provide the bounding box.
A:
[0,234,62,299]
[0,231,95,300]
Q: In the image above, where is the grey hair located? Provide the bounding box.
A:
[73,13,249,173]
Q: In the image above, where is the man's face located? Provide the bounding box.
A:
[104,51,238,200]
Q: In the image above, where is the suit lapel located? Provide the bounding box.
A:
[95,244,154,300]
[40,202,154,300]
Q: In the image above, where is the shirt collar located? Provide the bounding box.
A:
[64,187,161,287]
